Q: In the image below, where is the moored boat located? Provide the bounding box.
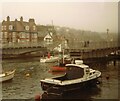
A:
[40,52,59,63]
[0,69,16,82]
[40,60,101,96]
[50,54,71,72]
[50,66,66,72]
[40,56,59,63]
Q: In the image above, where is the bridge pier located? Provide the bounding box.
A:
[2,46,47,59]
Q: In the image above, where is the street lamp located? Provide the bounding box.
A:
[106,28,109,48]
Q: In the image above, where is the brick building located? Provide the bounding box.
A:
[1,16,38,43]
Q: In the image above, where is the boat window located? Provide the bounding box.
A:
[90,73,92,75]
[93,72,95,74]
[66,66,84,79]
[86,69,89,72]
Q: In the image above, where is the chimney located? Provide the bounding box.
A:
[7,16,10,21]
[15,19,17,22]
[20,16,23,22]
[29,18,35,23]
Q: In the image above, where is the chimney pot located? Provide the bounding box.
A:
[7,16,10,21]
[20,16,23,22]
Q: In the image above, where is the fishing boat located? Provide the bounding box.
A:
[40,56,59,63]
[0,69,16,82]
[50,49,71,72]
[40,60,101,96]
[50,57,71,72]
[40,52,59,63]
[50,65,66,72]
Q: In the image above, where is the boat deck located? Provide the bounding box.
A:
[53,75,69,81]
[53,74,83,81]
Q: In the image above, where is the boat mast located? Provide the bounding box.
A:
[51,20,54,33]
[62,49,64,64]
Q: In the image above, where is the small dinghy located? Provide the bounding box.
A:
[0,69,16,82]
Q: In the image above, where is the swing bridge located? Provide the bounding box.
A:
[1,41,119,59]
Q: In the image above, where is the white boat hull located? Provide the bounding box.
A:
[41,77,99,93]
[0,70,15,82]
[40,57,59,63]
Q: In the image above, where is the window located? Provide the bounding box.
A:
[2,26,4,30]
[33,26,36,30]
[90,73,92,75]
[9,25,13,30]
[26,33,29,38]
[21,33,25,38]
[25,26,29,30]
[93,72,95,74]
[0,32,3,38]
[4,32,8,38]
[12,32,16,37]
[20,32,25,38]
[86,69,89,73]
[4,26,6,30]
[33,34,37,38]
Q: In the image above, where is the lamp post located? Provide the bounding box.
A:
[106,28,109,48]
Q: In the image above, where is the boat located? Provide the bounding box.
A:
[40,52,70,63]
[0,69,16,82]
[40,56,59,63]
[50,57,71,72]
[40,60,101,96]
[50,65,66,72]
[50,49,71,72]
[40,52,59,63]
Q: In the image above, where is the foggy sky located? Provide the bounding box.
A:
[1,2,118,33]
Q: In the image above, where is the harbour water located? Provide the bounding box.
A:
[2,57,119,100]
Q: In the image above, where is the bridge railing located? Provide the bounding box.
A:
[68,41,118,50]
[89,41,118,49]
[2,42,45,48]
[2,41,118,50]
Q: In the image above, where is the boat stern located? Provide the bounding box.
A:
[40,78,62,91]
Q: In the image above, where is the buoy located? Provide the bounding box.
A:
[25,73,30,77]
[35,94,41,101]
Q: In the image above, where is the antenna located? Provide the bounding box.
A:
[51,20,55,34]
[51,20,54,29]
[51,20,53,26]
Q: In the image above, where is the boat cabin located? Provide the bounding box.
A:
[53,60,91,81]
[65,65,84,79]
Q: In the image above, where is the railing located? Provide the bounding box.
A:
[2,42,45,48]
[2,41,118,50]
[69,41,118,50]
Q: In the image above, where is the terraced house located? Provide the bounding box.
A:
[1,16,38,43]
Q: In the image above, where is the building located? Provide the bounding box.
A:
[1,16,38,44]
[43,32,53,44]
[37,25,55,45]
[37,25,69,50]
